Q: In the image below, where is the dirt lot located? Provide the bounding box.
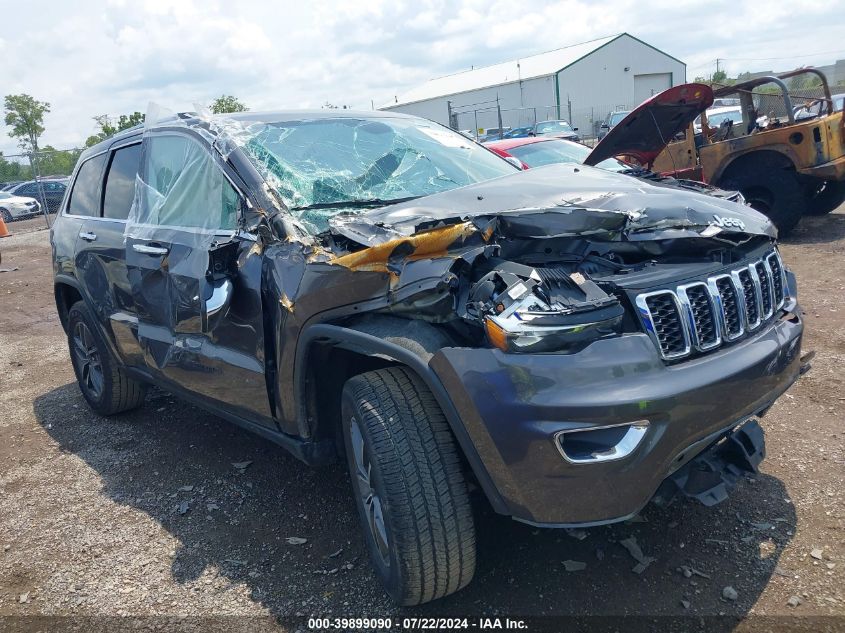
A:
[1,209,843,629]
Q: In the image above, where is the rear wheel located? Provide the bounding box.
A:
[341,366,476,605]
[67,301,147,415]
[805,180,845,215]
[719,157,806,237]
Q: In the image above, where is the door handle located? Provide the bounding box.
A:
[132,244,169,255]
[79,232,97,242]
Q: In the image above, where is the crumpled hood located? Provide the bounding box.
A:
[330,163,774,245]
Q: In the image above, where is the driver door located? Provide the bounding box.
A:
[126,131,274,425]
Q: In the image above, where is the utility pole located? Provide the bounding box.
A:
[496,95,504,140]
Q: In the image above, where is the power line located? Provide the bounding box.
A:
[718,49,845,62]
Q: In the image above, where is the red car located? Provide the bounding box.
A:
[484,136,628,172]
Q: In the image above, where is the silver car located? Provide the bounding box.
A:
[0,191,40,222]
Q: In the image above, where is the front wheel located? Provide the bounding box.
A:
[341,366,476,605]
[0,208,11,223]
[67,301,147,415]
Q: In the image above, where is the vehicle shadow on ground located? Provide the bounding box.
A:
[784,210,845,245]
[36,383,795,625]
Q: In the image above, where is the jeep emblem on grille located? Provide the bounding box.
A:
[712,215,746,231]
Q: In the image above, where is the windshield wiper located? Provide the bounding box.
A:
[291,196,421,212]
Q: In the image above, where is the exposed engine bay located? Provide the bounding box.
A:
[321,205,778,358]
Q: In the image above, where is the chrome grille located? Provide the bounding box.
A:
[736,268,760,329]
[636,249,787,361]
[679,283,720,350]
[711,275,743,340]
[639,292,689,358]
[754,261,773,319]
[766,252,786,308]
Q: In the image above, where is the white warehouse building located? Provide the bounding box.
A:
[380,33,686,139]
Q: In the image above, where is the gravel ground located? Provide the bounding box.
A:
[0,208,843,630]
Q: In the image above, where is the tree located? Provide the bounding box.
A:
[37,146,82,177]
[0,152,31,183]
[712,69,728,83]
[4,94,50,154]
[85,111,145,147]
[210,95,248,114]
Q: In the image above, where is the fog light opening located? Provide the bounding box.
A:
[555,421,650,464]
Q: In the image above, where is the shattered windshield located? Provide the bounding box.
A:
[237,116,518,233]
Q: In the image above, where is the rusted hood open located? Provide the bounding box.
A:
[585,83,714,168]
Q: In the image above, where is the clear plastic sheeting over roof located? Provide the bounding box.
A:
[205,115,517,234]
[126,105,239,255]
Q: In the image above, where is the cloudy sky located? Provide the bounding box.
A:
[1,0,843,157]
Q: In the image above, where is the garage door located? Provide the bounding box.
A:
[634,73,672,103]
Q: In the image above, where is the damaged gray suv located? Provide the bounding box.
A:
[52,110,807,605]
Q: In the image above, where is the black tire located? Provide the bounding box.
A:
[341,366,476,605]
[0,208,11,223]
[67,300,146,415]
[805,180,845,215]
[719,156,806,237]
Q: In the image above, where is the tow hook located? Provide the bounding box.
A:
[799,350,815,376]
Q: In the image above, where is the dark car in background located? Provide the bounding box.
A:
[53,109,805,605]
[531,119,579,141]
[597,110,630,139]
[7,179,68,213]
[501,125,533,139]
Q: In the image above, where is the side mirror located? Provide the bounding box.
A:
[528,132,536,136]
[572,127,579,131]
[503,156,524,170]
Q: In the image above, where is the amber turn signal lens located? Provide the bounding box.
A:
[484,318,509,351]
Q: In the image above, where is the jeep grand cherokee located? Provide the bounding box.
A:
[52,110,806,605]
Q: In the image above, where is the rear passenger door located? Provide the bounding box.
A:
[76,141,146,367]
[125,131,272,423]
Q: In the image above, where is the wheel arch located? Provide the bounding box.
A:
[295,317,508,514]
[54,275,85,333]
[712,147,799,185]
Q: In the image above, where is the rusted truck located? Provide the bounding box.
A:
[591,70,845,236]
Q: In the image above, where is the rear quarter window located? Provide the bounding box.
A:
[103,144,141,220]
[67,154,108,217]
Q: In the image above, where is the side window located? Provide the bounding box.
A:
[103,144,141,220]
[138,135,238,230]
[17,184,35,195]
[67,154,108,216]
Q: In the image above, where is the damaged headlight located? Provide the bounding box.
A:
[468,263,624,353]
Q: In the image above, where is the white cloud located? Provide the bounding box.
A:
[0,0,842,157]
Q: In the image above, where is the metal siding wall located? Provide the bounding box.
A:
[556,34,686,138]
[382,77,556,131]
[382,34,686,139]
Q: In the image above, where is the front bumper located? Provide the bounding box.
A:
[429,304,803,526]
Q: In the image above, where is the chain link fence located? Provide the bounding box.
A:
[0,147,81,228]
[451,101,640,144]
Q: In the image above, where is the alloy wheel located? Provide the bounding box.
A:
[72,321,104,400]
[349,416,390,567]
